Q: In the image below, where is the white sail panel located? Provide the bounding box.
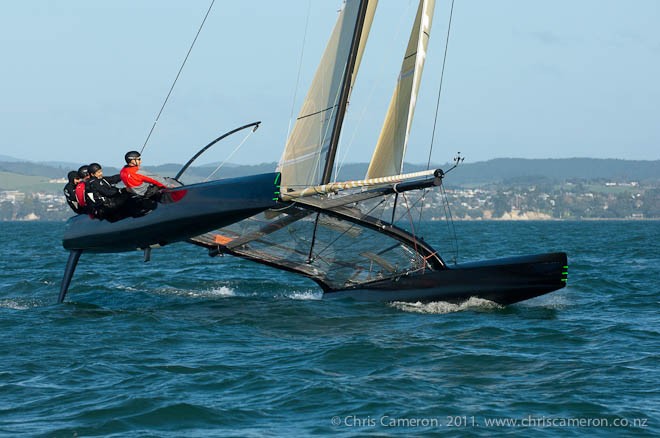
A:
[278,0,376,192]
[366,0,435,179]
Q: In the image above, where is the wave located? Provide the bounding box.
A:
[0,298,42,310]
[390,296,502,314]
[281,290,323,301]
[517,289,571,309]
[155,286,237,299]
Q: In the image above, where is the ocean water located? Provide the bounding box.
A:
[0,220,658,437]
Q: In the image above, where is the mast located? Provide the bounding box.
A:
[321,0,370,185]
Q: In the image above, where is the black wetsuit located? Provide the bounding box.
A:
[85,174,131,221]
[63,182,83,214]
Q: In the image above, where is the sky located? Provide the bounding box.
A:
[1,0,658,168]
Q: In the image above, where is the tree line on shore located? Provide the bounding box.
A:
[1,158,658,221]
[1,179,658,221]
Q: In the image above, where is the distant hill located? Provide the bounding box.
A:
[0,171,61,192]
[0,161,74,179]
[441,158,660,185]
[0,154,23,162]
[0,158,658,192]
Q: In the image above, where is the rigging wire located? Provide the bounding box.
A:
[285,0,312,145]
[140,0,216,155]
[417,0,458,259]
[312,197,387,260]
[440,183,459,264]
[423,0,456,176]
[203,128,257,182]
[401,192,424,270]
[393,191,425,223]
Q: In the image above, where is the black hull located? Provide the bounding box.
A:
[62,172,280,253]
[324,252,568,305]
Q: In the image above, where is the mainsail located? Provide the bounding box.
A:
[366,0,435,178]
[277,0,377,193]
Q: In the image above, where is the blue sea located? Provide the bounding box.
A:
[0,221,658,437]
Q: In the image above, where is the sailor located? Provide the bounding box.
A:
[85,162,130,221]
[120,151,178,199]
[75,165,92,214]
[63,171,83,213]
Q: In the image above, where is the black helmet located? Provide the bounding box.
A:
[125,150,141,163]
[78,165,89,178]
[88,163,102,174]
[67,170,79,183]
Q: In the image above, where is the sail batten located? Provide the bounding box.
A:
[366,0,435,179]
[296,105,338,121]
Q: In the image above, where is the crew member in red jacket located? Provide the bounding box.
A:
[74,165,91,213]
[120,151,178,198]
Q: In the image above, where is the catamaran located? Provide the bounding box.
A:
[59,0,567,305]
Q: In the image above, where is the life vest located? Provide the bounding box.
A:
[75,181,87,207]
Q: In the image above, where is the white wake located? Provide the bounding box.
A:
[390,297,503,314]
